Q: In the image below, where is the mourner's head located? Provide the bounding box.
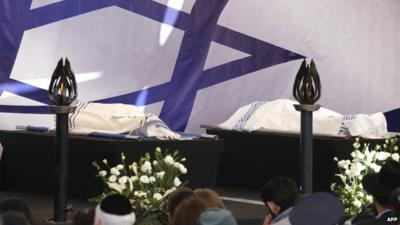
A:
[168,187,195,221]
[194,188,225,209]
[260,177,301,217]
[362,160,400,211]
[0,197,33,224]
[390,187,400,218]
[94,194,135,225]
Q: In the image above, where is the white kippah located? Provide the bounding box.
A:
[95,205,136,225]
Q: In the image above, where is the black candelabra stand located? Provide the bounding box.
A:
[48,58,77,222]
[292,59,321,194]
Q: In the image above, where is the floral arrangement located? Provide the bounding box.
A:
[331,137,399,217]
[91,147,187,225]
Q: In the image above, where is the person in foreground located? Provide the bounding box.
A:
[356,160,400,225]
[389,187,400,225]
[94,194,136,225]
[0,197,33,225]
[260,177,301,224]
[0,211,31,225]
[167,187,195,223]
[170,188,237,225]
[273,192,343,225]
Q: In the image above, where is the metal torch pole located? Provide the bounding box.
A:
[301,110,313,193]
[51,106,76,222]
[295,104,320,194]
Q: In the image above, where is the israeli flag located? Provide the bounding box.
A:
[0,0,399,133]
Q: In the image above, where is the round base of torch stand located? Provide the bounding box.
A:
[49,105,77,114]
[49,105,76,222]
[293,104,320,194]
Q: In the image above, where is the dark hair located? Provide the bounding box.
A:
[389,187,400,217]
[168,187,194,216]
[0,197,33,224]
[374,195,390,208]
[1,211,31,225]
[194,188,225,208]
[260,177,301,212]
[171,196,208,225]
[100,194,133,215]
[73,207,95,225]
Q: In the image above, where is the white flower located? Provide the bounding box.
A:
[336,174,347,183]
[163,187,176,197]
[156,147,161,153]
[338,160,349,169]
[134,191,147,198]
[179,164,187,174]
[173,162,188,174]
[141,161,152,174]
[365,150,374,163]
[355,151,365,160]
[366,195,373,203]
[109,175,117,183]
[355,162,366,173]
[98,170,107,177]
[376,152,391,161]
[110,167,121,176]
[149,176,156,183]
[156,171,165,179]
[353,199,362,208]
[174,177,182,187]
[108,182,123,193]
[153,160,158,166]
[348,165,361,177]
[131,162,138,175]
[394,146,399,151]
[392,153,400,161]
[164,155,174,165]
[353,142,360,149]
[153,193,163,201]
[129,176,138,182]
[116,164,124,170]
[140,175,150,184]
[102,159,108,165]
[370,163,381,173]
[118,176,128,184]
[330,183,336,191]
[120,183,126,190]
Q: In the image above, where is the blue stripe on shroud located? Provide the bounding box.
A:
[233,101,265,131]
[337,113,356,136]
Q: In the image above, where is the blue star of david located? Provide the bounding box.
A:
[0,0,304,131]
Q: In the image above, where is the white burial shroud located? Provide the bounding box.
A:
[218,99,391,139]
